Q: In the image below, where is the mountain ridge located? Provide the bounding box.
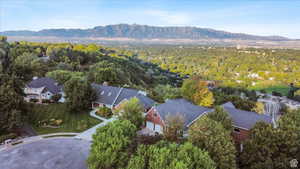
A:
[0,24,289,41]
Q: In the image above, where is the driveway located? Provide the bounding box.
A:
[0,138,91,169]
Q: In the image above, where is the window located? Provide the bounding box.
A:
[153,113,157,117]
[234,128,240,133]
[108,92,112,96]
[101,91,105,95]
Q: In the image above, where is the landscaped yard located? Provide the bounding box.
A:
[28,103,101,135]
[250,85,290,96]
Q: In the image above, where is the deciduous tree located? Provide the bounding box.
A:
[240,111,300,169]
[208,106,233,131]
[114,97,144,128]
[163,114,185,142]
[189,116,237,169]
[126,141,216,169]
[0,74,25,133]
[64,77,96,112]
[88,120,137,169]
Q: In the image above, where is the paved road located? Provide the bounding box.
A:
[0,110,116,169]
[0,138,91,169]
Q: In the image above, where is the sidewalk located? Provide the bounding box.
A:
[75,117,116,141]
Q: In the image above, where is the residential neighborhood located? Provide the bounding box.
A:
[1,1,300,167]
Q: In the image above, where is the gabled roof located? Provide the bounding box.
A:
[155,99,213,128]
[221,102,273,130]
[92,83,155,109]
[27,77,62,94]
[92,84,122,106]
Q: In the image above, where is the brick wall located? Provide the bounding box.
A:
[146,108,165,127]
[232,127,250,143]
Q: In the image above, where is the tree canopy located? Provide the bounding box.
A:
[240,111,300,169]
[64,77,96,112]
[189,116,237,169]
[208,106,233,131]
[88,120,137,169]
[126,141,216,169]
[114,97,145,128]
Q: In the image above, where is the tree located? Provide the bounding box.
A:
[153,84,181,102]
[0,74,25,133]
[87,61,120,85]
[64,77,96,112]
[46,70,84,84]
[240,117,300,169]
[88,120,137,169]
[181,77,214,107]
[163,114,185,142]
[189,116,237,169]
[181,77,198,101]
[114,97,144,128]
[126,141,216,169]
[193,81,214,107]
[0,36,10,73]
[251,102,265,114]
[13,52,45,81]
[208,106,233,131]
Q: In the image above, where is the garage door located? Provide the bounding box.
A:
[146,121,154,130]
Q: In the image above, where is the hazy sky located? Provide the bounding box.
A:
[1,0,300,38]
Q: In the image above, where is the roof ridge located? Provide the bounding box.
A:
[112,87,124,106]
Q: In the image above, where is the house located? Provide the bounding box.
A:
[221,102,273,142]
[145,99,213,134]
[24,77,65,103]
[91,83,155,111]
[145,99,273,142]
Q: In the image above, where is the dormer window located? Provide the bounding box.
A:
[108,92,112,96]
[101,91,105,95]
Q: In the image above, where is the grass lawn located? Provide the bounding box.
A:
[28,103,101,135]
[250,85,290,96]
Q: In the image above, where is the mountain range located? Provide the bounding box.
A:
[0,24,289,41]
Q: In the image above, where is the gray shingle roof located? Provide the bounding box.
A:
[221,102,273,130]
[155,99,213,128]
[92,83,155,109]
[27,77,62,94]
[92,84,122,106]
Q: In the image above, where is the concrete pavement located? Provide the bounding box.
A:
[0,138,91,169]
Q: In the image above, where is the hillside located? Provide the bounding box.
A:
[0,24,288,41]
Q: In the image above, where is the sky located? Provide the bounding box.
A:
[1,0,300,38]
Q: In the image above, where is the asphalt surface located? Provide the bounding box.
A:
[0,138,91,169]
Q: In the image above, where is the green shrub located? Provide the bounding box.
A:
[0,133,17,143]
[42,99,52,104]
[96,106,112,118]
[30,98,39,103]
